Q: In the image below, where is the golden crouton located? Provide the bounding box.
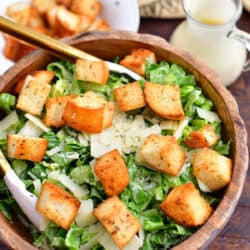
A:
[26,6,46,29]
[103,102,115,129]
[3,36,35,62]
[78,15,91,32]
[44,95,77,127]
[63,91,114,133]
[16,76,51,116]
[45,6,58,28]
[193,148,232,191]
[93,196,141,249]
[114,82,145,112]
[7,134,48,162]
[37,181,80,230]
[94,150,130,196]
[70,0,100,20]
[57,0,73,8]
[120,49,156,76]
[144,82,184,120]
[32,0,56,14]
[88,19,110,31]
[140,134,186,176]
[76,59,109,85]
[6,2,32,25]
[56,6,80,37]
[160,183,213,227]
[184,124,219,148]
[14,70,54,94]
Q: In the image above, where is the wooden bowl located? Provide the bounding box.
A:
[0,31,248,250]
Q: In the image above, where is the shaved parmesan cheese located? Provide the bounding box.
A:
[25,113,50,132]
[48,170,61,179]
[160,120,180,130]
[173,117,190,139]
[197,179,212,193]
[46,143,64,156]
[78,133,89,147]
[0,111,18,139]
[76,199,97,227]
[98,233,142,250]
[90,127,122,158]
[33,179,42,194]
[98,232,118,250]
[196,107,221,123]
[178,162,191,176]
[57,174,88,198]
[18,121,44,137]
[49,172,88,198]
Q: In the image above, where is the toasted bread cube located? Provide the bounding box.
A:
[184,124,219,148]
[114,82,145,112]
[140,134,186,176]
[16,76,51,116]
[144,82,184,120]
[93,196,140,249]
[120,49,156,76]
[88,19,110,31]
[94,150,130,196]
[63,91,114,133]
[45,6,58,28]
[76,59,109,85]
[56,0,73,8]
[14,70,54,94]
[44,95,77,127]
[103,102,115,129]
[3,36,35,62]
[32,0,56,14]
[7,134,48,162]
[79,15,91,32]
[160,183,212,227]
[70,0,100,20]
[37,181,80,229]
[193,148,232,191]
[56,6,80,37]
[6,2,32,25]
[26,6,46,29]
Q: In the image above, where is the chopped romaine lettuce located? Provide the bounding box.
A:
[0,93,16,113]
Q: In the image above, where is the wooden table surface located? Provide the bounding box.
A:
[0,11,249,250]
[140,11,250,250]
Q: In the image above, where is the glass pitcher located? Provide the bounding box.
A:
[170,0,250,86]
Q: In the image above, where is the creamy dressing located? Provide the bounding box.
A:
[170,0,247,86]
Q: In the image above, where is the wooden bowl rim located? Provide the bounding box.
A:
[0,31,248,250]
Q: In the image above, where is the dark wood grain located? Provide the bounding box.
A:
[139,11,250,250]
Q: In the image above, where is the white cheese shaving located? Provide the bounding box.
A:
[25,113,50,132]
[98,233,142,250]
[18,120,44,137]
[196,107,221,123]
[90,127,122,158]
[46,143,64,156]
[75,199,97,227]
[173,117,190,139]
[178,162,191,176]
[197,179,212,193]
[78,133,90,147]
[0,111,18,139]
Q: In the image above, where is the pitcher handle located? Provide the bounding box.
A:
[227,27,250,71]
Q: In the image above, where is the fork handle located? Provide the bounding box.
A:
[0,16,99,62]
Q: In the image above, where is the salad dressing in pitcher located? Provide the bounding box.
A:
[170,0,247,86]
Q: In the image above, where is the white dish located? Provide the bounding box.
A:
[0,0,140,75]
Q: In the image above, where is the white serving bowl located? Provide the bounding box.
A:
[0,0,140,74]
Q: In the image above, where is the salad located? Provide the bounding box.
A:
[0,49,232,250]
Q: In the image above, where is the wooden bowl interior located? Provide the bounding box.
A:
[0,31,248,250]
